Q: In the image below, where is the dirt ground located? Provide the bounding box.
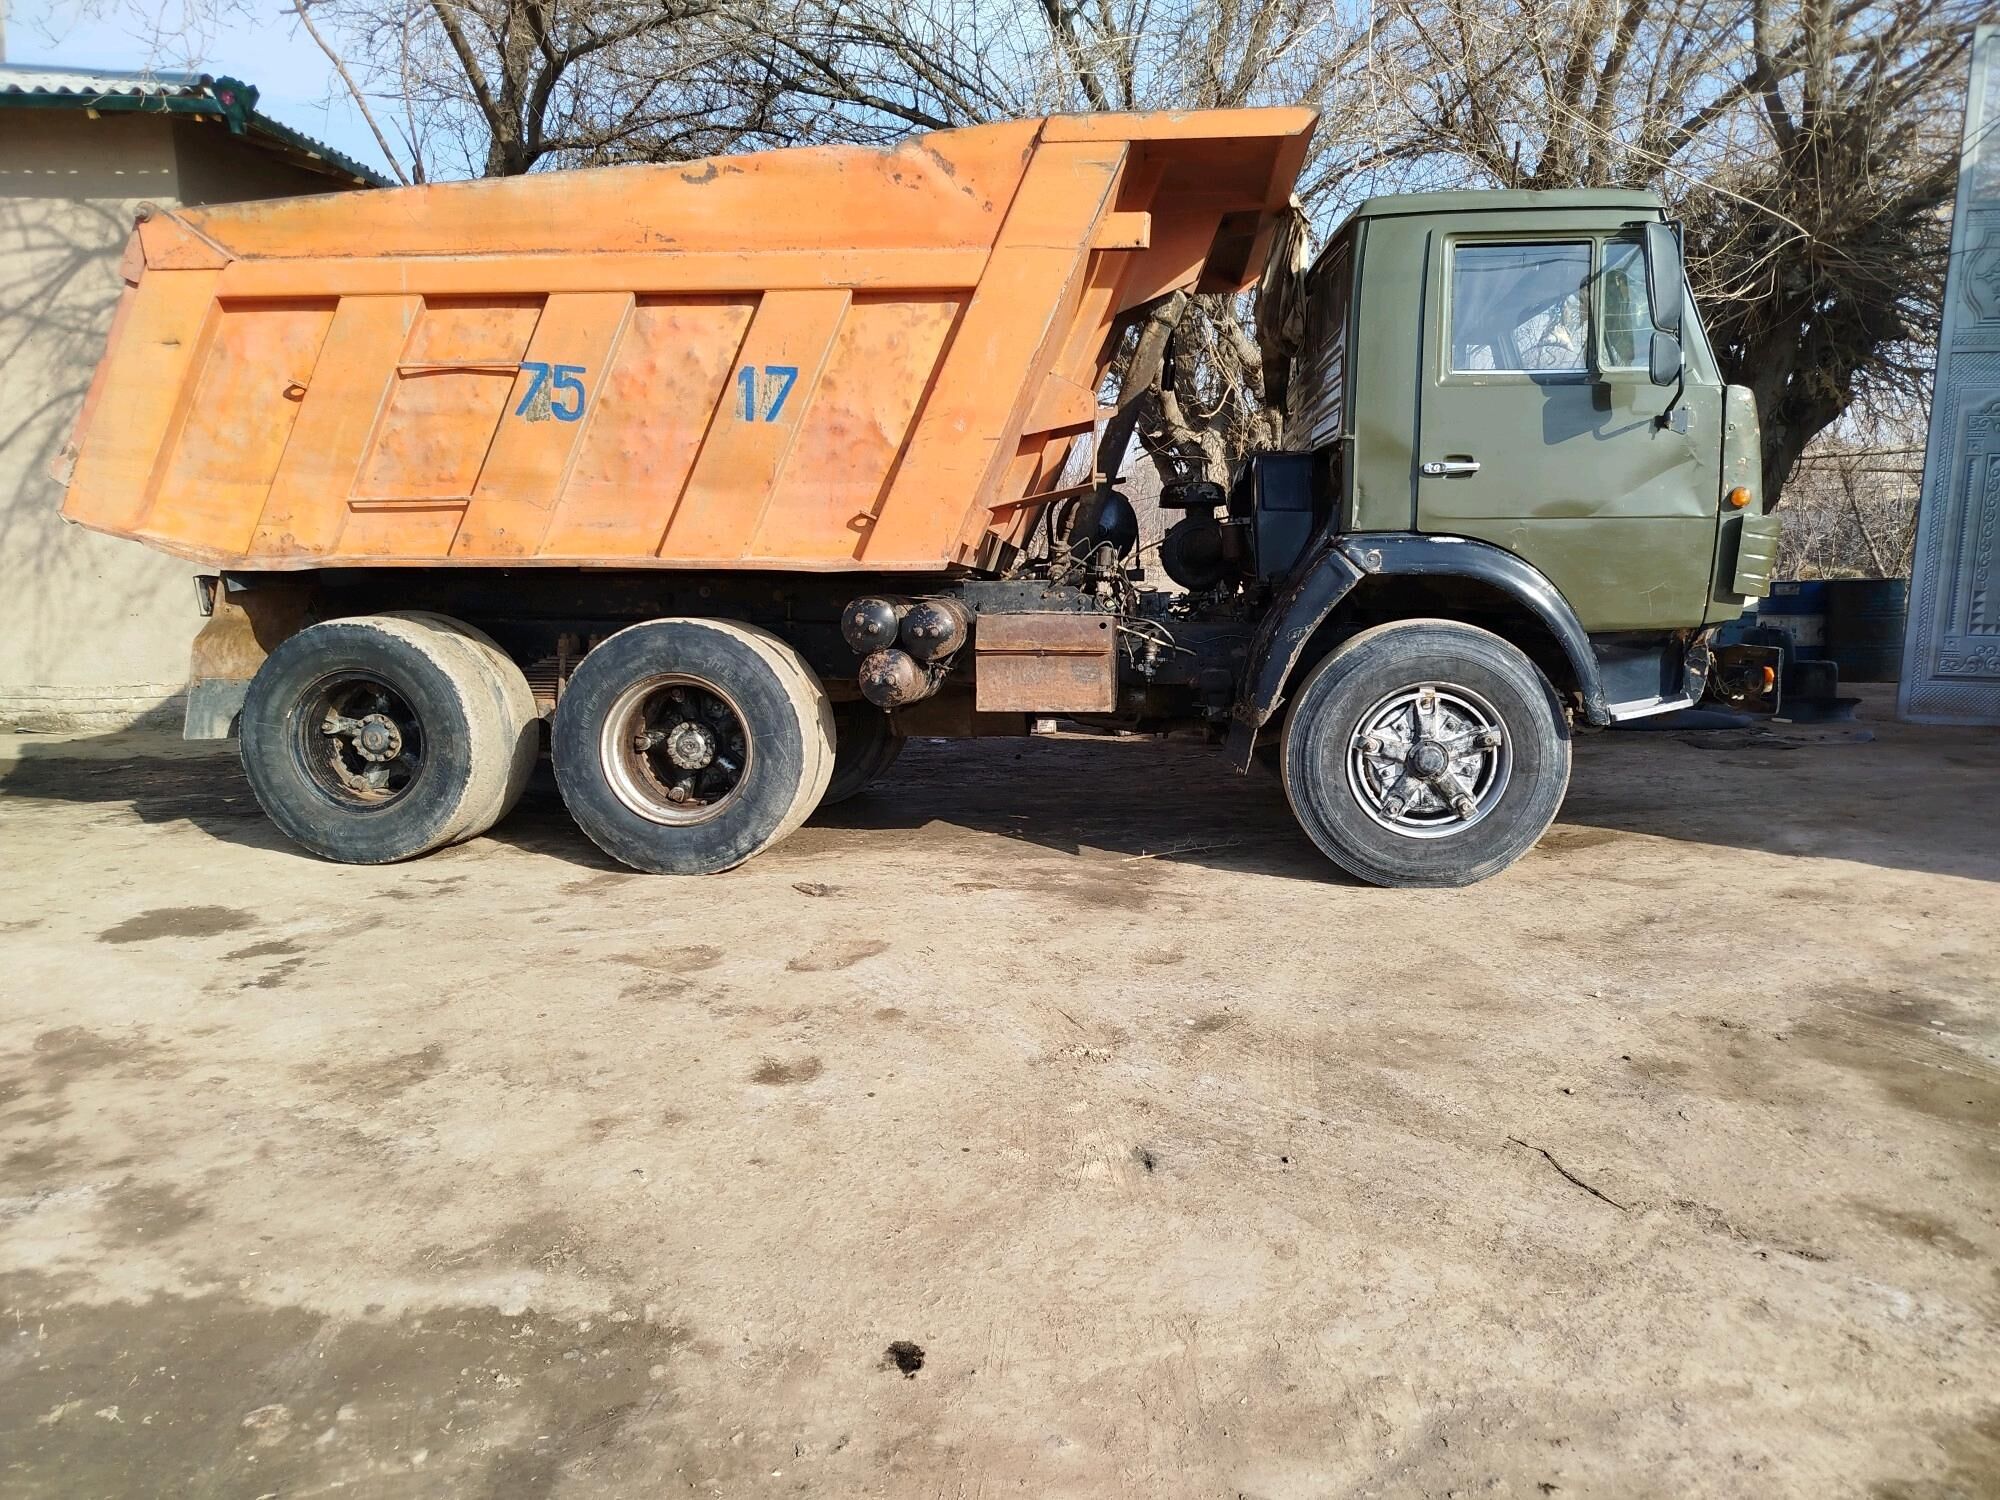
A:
[0,688,1995,1499]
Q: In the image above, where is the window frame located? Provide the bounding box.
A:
[1596,235,1655,374]
[1442,237,1597,382]
[1591,233,1720,384]
[1676,274,1719,384]
[1438,230,1717,388]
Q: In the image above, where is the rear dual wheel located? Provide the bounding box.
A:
[551,618,835,875]
[239,612,539,864]
[823,701,904,806]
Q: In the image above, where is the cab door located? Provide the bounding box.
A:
[1414,227,1722,631]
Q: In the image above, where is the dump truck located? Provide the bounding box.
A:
[56,107,1780,886]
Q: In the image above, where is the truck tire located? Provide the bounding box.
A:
[822,702,905,807]
[387,612,541,839]
[1280,619,1570,887]
[239,614,526,864]
[552,618,836,874]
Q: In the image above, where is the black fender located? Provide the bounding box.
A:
[1226,531,1610,770]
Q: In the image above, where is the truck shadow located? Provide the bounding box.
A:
[3,698,1994,885]
[1558,707,2000,884]
[0,737,301,857]
[804,720,2000,886]
[805,734,1335,882]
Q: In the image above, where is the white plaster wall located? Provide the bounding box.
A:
[0,110,363,731]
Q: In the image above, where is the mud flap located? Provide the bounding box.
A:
[1225,535,1366,770]
[1729,513,1782,598]
[184,577,314,739]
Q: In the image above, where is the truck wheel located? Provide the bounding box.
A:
[239,614,527,864]
[1280,619,1570,887]
[387,612,540,838]
[552,619,835,874]
[821,702,905,807]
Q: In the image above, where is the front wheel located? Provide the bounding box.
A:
[1280,619,1571,887]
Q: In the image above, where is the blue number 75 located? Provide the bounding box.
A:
[516,362,588,422]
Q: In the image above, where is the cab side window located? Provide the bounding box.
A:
[1600,240,1655,370]
[1449,243,1590,374]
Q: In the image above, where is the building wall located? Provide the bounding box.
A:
[0,109,358,731]
[169,115,352,207]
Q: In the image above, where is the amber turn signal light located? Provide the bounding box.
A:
[1727,486,1753,509]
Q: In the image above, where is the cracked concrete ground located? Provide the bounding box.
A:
[0,688,1996,1499]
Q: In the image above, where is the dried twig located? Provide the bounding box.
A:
[1119,840,1244,864]
[1507,1136,1630,1212]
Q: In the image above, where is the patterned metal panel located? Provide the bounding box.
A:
[1901,26,2000,724]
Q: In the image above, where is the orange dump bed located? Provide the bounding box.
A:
[58,109,1315,573]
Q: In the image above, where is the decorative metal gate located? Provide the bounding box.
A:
[1902,25,2000,725]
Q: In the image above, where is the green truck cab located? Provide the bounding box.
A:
[1142,189,1779,884]
[1296,189,1775,633]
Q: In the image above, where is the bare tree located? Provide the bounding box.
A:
[302,0,772,179]
[1775,428,1924,578]
[1688,0,1970,503]
[1068,1,1376,489]
[1353,0,1980,506]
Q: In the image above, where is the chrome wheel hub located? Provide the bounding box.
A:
[1347,683,1510,839]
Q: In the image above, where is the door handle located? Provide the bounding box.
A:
[1421,459,1481,477]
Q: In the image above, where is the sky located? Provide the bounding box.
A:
[3,0,397,176]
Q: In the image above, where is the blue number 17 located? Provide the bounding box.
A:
[737,365,799,423]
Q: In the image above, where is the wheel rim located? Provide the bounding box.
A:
[297,674,426,809]
[601,673,752,826]
[1345,682,1511,840]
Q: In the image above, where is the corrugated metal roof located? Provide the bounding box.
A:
[0,66,209,100]
[0,64,393,188]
